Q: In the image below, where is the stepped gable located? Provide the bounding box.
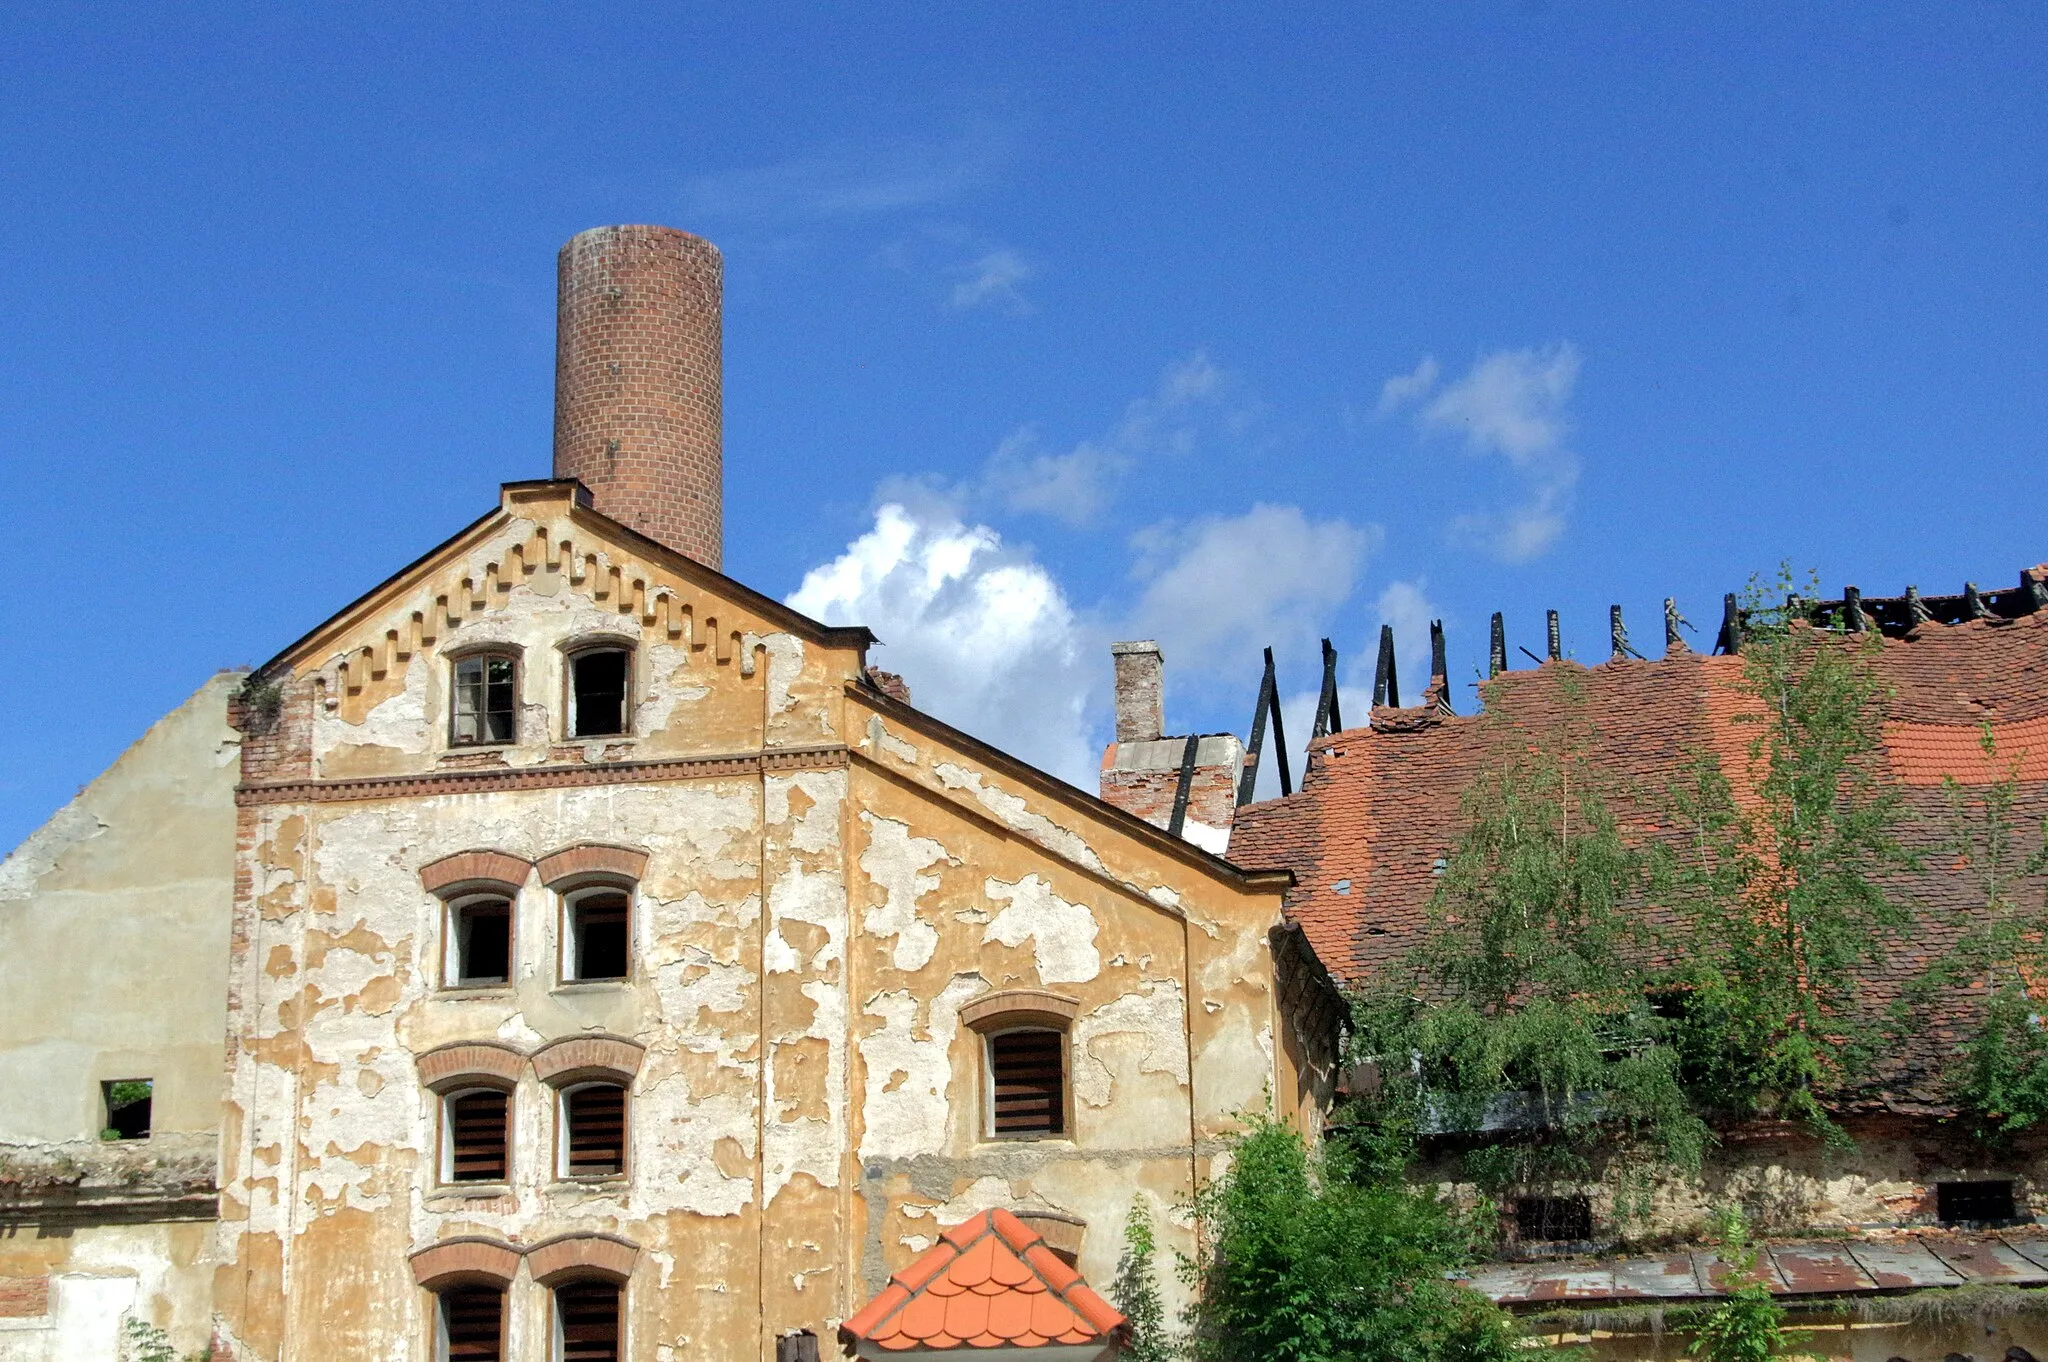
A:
[840,1209,1126,1352]
[1229,609,2048,1100]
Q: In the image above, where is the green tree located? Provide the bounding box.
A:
[1182,1115,1523,1362]
[1687,1208,1802,1362]
[1112,1197,1176,1362]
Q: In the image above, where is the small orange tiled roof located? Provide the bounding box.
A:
[840,1209,1126,1352]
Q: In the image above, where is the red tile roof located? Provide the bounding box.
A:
[840,1209,1126,1352]
[1227,612,2048,1100]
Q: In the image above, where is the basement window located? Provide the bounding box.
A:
[561,1083,628,1179]
[100,1079,153,1140]
[563,888,630,983]
[446,896,512,987]
[438,1284,505,1362]
[568,648,630,738]
[1515,1194,1594,1243]
[1938,1179,2020,1226]
[988,1028,1066,1138]
[554,1279,622,1362]
[451,653,518,746]
[443,1088,511,1183]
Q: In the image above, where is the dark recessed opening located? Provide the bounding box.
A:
[452,654,517,746]
[440,1284,504,1362]
[570,650,629,738]
[102,1079,153,1140]
[1938,1179,2020,1225]
[989,1029,1065,1137]
[451,899,511,986]
[446,1089,510,1182]
[569,892,629,981]
[555,1279,621,1362]
[564,1083,627,1178]
[1515,1194,1593,1242]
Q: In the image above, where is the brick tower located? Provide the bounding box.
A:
[553,225,723,569]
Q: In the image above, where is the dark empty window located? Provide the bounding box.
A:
[439,1285,504,1362]
[569,650,629,738]
[566,891,629,982]
[101,1079,152,1140]
[1515,1195,1593,1242]
[1938,1180,2019,1225]
[555,1280,621,1362]
[989,1029,1065,1137]
[445,1089,510,1183]
[448,898,512,986]
[452,654,517,746]
[563,1084,627,1178]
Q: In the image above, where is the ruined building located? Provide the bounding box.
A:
[4,222,2045,1362]
[0,226,1338,1361]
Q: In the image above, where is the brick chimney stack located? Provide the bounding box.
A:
[1111,641,1165,744]
[553,225,723,569]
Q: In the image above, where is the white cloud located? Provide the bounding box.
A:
[1126,504,1379,687]
[1385,342,1582,563]
[981,352,1233,525]
[685,128,1004,223]
[1376,355,1440,414]
[786,504,1098,786]
[949,249,1033,312]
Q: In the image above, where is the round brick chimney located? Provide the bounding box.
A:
[553,225,723,569]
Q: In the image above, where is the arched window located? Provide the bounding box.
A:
[559,1082,627,1179]
[567,645,631,738]
[445,893,512,987]
[562,885,629,982]
[443,1087,511,1184]
[960,989,1081,1141]
[409,1237,519,1362]
[554,1278,621,1361]
[450,651,519,746]
[438,1284,505,1362]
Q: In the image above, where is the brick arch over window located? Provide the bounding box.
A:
[419,849,532,898]
[536,843,648,889]
[416,1041,528,1093]
[408,1236,522,1290]
[531,1034,645,1088]
[958,989,1082,1033]
[525,1233,639,1287]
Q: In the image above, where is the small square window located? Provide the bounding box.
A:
[565,891,629,982]
[569,649,630,738]
[1937,1179,2019,1225]
[452,654,518,746]
[447,898,512,987]
[1515,1194,1593,1242]
[101,1079,153,1140]
[988,1029,1065,1138]
[444,1088,510,1183]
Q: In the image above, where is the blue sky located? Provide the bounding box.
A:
[3,2,2045,846]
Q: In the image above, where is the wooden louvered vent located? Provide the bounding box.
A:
[440,1285,504,1362]
[565,1084,627,1178]
[556,1280,621,1362]
[447,1089,510,1182]
[989,1029,1065,1136]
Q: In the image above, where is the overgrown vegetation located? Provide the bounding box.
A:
[121,1317,206,1362]
[1111,1198,1174,1362]
[1179,1115,1522,1362]
[1686,1209,1803,1362]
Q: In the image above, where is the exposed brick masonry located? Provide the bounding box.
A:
[0,1276,49,1319]
[554,225,723,568]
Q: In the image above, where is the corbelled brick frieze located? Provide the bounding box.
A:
[236,745,849,806]
[407,1237,523,1290]
[419,849,533,896]
[525,1233,640,1286]
[416,1042,529,1093]
[536,843,649,889]
[531,1035,646,1087]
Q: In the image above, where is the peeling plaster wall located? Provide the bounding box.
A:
[0,673,242,1358]
[216,487,1310,1361]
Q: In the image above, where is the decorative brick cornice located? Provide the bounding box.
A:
[236,746,848,807]
[408,1236,522,1290]
[525,1232,639,1286]
[419,850,532,897]
[959,989,1082,1033]
[531,1034,646,1087]
[416,1042,528,1092]
[536,844,649,889]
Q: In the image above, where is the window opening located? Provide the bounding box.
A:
[989,1029,1065,1137]
[1938,1179,2019,1225]
[447,897,512,986]
[1514,1194,1593,1242]
[566,890,630,982]
[439,1285,505,1362]
[569,650,629,738]
[445,1089,510,1182]
[555,1279,621,1362]
[452,654,517,746]
[101,1079,153,1140]
[562,1083,627,1178]
[775,1333,821,1362]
